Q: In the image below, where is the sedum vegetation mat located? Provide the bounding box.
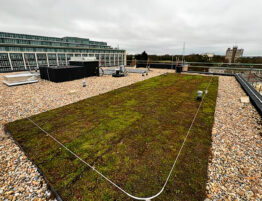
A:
[5,74,218,201]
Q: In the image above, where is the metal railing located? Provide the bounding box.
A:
[241,72,262,95]
[126,60,262,94]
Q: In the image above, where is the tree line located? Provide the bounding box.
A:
[127,51,262,64]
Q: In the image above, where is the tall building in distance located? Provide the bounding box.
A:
[225,46,244,63]
[0,31,126,72]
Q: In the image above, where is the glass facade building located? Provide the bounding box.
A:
[0,31,126,72]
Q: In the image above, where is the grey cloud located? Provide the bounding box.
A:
[0,0,261,55]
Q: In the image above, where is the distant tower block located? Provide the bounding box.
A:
[225,46,244,63]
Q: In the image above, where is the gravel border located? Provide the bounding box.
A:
[206,76,262,200]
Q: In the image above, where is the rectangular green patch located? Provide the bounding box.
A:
[5,74,218,201]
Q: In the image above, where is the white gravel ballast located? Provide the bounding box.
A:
[206,76,262,201]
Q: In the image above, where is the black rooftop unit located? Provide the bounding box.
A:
[39,61,99,82]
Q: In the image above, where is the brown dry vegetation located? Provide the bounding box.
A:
[5,74,218,201]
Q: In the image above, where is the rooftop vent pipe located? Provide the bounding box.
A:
[197,90,203,100]
[83,80,86,87]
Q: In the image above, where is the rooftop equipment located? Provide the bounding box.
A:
[83,80,86,87]
[112,65,128,77]
[70,56,97,62]
[3,72,39,86]
[40,57,99,82]
[103,66,148,76]
[176,64,183,73]
[197,90,203,100]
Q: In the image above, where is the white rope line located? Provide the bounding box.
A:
[26,75,214,201]
[236,74,262,104]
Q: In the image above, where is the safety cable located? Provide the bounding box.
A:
[25,75,214,201]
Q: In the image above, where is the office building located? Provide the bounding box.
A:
[225,46,244,63]
[0,31,126,72]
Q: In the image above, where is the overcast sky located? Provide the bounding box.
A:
[0,0,261,56]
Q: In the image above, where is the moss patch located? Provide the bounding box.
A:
[5,74,218,201]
